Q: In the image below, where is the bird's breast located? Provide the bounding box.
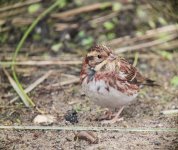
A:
[82,77,138,108]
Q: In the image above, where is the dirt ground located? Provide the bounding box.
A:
[0,53,178,150]
[0,0,178,150]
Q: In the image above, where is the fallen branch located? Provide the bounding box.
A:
[151,40,178,51]
[146,24,178,35]
[0,8,26,19]
[0,0,42,12]
[59,77,79,86]
[12,17,33,27]
[0,125,177,132]
[54,23,79,31]
[51,2,113,19]
[89,5,134,25]
[45,76,80,89]
[114,33,178,53]
[107,24,178,47]
[0,27,10,33]
[0,60,82,66]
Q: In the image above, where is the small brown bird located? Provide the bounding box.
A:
[80,45,157,123]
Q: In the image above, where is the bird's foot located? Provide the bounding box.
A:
[100,106,125,124]
[97,110,113,121]
[101,117,123,124]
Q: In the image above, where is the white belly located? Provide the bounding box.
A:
[82,78,138,108]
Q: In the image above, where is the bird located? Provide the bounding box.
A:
[80,45,157,124]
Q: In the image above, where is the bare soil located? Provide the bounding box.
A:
[0,0,178,149]
[0,54,178,150]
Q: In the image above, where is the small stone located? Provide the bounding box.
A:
[33,114,56,125]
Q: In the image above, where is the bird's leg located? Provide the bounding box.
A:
[101,106,124,124]
[98,109,113,121]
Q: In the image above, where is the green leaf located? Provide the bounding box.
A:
[81,37,94,46]
[57,0,67,8]
[112,2,122,12]
[107,33,116,40]
[78,31,85,38]
[0,33,8,43]
[158,17,167,25]
[51,43,62,52]
[171,76,178,87]
[133,52,139,67]
[98,35,107,42]
[28,3,41,14]
[74,103,82,112]
[159,51,173,60]
[75,0,82,6]
[100,2,111,9]
[148,20,156,28]
[136,31,144,36]
[137,8,147,19]
[33,34,41,41]
[103,21,115,30]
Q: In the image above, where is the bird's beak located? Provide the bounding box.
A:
[94,59,107,71]
[108,54,116,61]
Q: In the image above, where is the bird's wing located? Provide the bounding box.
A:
[118,57,157,86]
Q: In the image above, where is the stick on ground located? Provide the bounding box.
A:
[10,70,53,103]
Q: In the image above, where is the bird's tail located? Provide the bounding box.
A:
[143,78,160,87]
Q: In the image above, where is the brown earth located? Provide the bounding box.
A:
[0,54,178,150]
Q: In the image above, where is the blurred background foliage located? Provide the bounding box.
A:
[0,0,178,92]
[0,0,177,53]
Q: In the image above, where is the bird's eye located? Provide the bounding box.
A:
[97,55,102,59]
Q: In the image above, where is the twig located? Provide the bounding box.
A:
[0,47,47,54]
[151,40,178,51]
[0,106,26,108]
[89,12,118,25]
[0,0,42,12]
[89,5,134,25]
[61,73,79,78]
[51,2,113,19]
[107,24,178,47]
[0,60,82,66]
[2,68,33,107]
[114,33,178,53]
[54,23,79,31]
[146,24,178,35]
[0,8,26,19]
[10,70,53,103]
[0,27,10,33]
[47,77,80,88]
[161,109,178,115]
[12,17,33,27]
[60,77,80,86]
[0,126,177,132]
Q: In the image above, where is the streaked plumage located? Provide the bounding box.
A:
[80,45,157,123]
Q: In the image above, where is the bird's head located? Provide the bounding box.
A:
[85,45,116,69]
